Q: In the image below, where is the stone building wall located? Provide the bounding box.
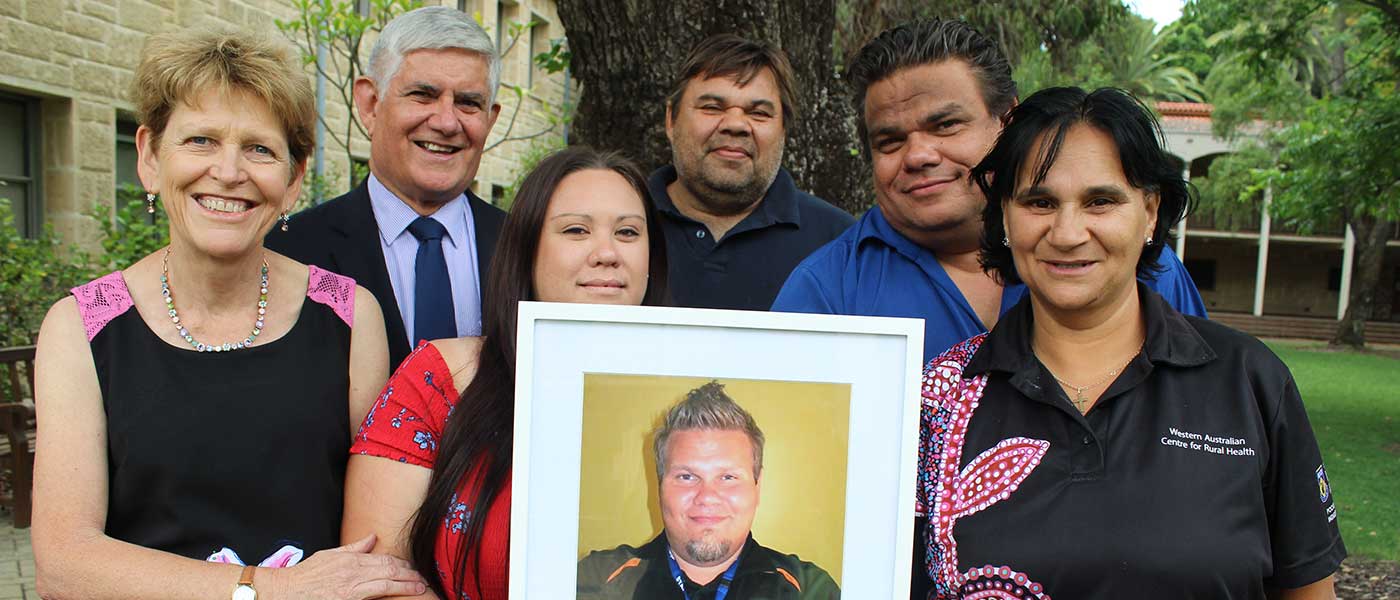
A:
[0,0,571,249]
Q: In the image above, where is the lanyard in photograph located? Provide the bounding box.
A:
[666,547,740,600]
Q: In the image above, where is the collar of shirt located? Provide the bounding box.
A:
[856,204,938,266]
[366,173,470,248]
[647,165,803,237]
[965,282,1218,394]
[857,205,1024,324]
[640,532,765,580]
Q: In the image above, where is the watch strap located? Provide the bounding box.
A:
[238,565,256,587]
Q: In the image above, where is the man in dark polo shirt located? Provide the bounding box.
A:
[650,34,855,310]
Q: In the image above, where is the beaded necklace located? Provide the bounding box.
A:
[161,248,268,352]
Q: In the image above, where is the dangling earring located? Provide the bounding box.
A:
[1002,236,1010,247]
[146,192,157,214]
[280,211,290,232]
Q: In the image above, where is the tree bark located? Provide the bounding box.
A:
[1330,214,1392,349]
[555,0,870,214]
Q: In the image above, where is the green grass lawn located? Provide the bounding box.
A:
[1266,341,1400,561]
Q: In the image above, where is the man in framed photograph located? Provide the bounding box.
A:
[577,382,840,599]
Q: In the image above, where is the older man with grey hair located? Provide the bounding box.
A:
[577,382,840,599]
[267,6,506,370]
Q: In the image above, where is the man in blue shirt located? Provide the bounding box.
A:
[770,19,1207,599]
[772,19,1205,364]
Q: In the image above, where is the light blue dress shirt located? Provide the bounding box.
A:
[367,174,482,345]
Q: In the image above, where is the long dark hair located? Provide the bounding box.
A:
[409,146,669,597]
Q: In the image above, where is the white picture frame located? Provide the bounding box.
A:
[509,301,924,598]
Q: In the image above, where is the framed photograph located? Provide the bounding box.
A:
[510,302,924,598]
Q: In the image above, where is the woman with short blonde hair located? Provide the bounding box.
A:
[32,27,425,600]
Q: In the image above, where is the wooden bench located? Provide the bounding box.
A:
[0,345,36,528]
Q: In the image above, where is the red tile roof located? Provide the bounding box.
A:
[1156,102,1214,117]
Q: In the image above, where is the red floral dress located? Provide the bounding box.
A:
[350,342,510,600]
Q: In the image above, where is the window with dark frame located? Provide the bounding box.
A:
[1328,267,1342,292]
[1183,259,1217,292]
[495,1,507,52]
[496,1,521,59]
[115,119,140,189]
[115,117,153,224]
[0,92,41,237]
[527,14,546,89]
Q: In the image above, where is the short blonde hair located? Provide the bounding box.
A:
[131,27,316,167]
[653,381,765,481]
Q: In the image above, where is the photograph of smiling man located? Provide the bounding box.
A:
[576,375,846,599]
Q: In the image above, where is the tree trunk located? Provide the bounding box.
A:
[1330,214,1392,349]
[555,0,870,215]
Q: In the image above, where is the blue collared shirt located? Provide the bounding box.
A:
[771,205,1208,363]
[367,174,483,344]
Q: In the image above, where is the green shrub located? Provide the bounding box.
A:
[89,185,170,271]
[0,199,96,346]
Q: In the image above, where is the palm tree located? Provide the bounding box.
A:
[1012,15,1207,103]
[1101,18,1208,102]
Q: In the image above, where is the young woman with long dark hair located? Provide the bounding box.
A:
[341,146,669,600]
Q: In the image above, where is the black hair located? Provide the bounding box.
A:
[972,86,1194,285]
[845,18,1017,154]
[409,146,669,598]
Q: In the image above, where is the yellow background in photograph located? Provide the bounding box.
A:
[577,374,851,585]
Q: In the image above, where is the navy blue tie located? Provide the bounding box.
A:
[408,217,457,343]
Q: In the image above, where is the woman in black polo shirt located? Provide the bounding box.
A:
[916,87,1346,599]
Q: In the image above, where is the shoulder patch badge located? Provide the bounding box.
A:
[1316,464,1331,503]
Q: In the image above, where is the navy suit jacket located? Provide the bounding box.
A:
[265,181,506,371]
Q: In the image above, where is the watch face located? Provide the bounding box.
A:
[232,585,257,600]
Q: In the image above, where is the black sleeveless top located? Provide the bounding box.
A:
[73,267,357,565]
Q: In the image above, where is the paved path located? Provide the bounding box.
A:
[0,518,33,600]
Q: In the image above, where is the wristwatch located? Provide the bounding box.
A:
[232,565,257,600]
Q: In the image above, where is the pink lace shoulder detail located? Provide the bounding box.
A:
[306,265,356,327]
[71,271,135,342]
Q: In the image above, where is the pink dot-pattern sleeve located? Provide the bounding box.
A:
[350,342,459,468]
[306,265,356,328]
[71,271,135,342]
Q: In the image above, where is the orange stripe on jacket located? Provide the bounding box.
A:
[776,567,801,591]
[606,558,642,583]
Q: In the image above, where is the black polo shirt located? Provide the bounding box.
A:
[918,285,1346,598]
[576,533,840,599]
[647,166,855,310]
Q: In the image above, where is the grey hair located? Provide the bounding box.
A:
[365,6,502,104]
[653,381,765,481]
